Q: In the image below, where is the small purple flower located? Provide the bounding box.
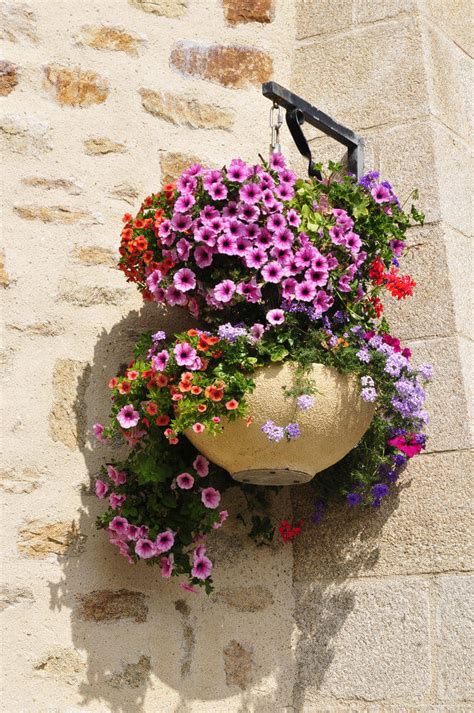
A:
[361,387,377,402]
[356,349,371,363]
[213,279,236,303]
[286,422,301,439]
[418,363,434,381]
[371,483,389,499]
[297,394,314,410]
[347,492,363,506]
[261,419,285,442]
[152,330,166,342]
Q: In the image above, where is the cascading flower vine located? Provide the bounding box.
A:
[93,154,431,593]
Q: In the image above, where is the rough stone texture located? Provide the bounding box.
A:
[57,281,128,307]
[296,0,353,39]
[175,599,195,677]
[34,647,86,685]
[72,245,116,266]
[6,320,63,336]
[215,585,274,612]
[0,466,44,494]
[437,577,474,701]
[109,182,139,204]
[76,25,146,55]
[293,579,431,704]
[83,137,126,155]
[0,585,34,611]
[49,359,89,450]
[0,2,38,44]
[223,0,274,25]
[223,640,254,689]
[129,0,187,17]
[43,65,109,107]
[293,18,428,128]
[292,450,473,581]
[0,60,18,95]
[18,520,87,557]
[0,114,52,155]
[21,176,82,194]
[139,88,233,130]
[425,0,473,56]
[14,204,99,224]
[0,249,11,288]
[160,151,201,183]
[77,589,148,623]
[170,41,273,89]
[354,0,417,24]
[106,655,151,688]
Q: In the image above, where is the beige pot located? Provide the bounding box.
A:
[186,362,375,486]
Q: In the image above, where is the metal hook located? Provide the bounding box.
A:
[286,108,322,180]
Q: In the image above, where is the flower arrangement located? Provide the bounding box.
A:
[93,154,432,593]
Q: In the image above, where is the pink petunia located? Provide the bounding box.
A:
[174,342,197,367]
[160,554,174,578]
[212,510,229,529]
[213,280,236,303]
[192,423,205,433]
[193,455,209,477]
[152,349,169,372]
[191,555,213,580]
[95,479,108,499]
[92,423,107,442]
[109,516,129,535]
[261,261,284,284]
[174,268,196,292]
[177,472,194,489]
[266,309,285,325]
[146,269,162,292]
[295,280,316,302]
[107,465,126,485]
[155,530,175,553]
[117,405,140,429]
[127,524,140,540]
[109,493,126,510]
[135,538,156,559]
[179,582,200,594]
[201,487,221,509]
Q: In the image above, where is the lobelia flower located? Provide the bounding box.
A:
[160,554,174,578]
[261,419,285,442]
[117,405,140,429]
[371,483,389,499]
[286,422,301,439]
[174,342,197,367]
[193,455,209,477]
[155,530,175,553]
[135,538,156,559]
[347,492,363,506]
[266,309,285,325]
[177,472,194,489]
[297,394,314,410]
[95,479,108,499]
[213,279,236,303]
[201,487,221,509]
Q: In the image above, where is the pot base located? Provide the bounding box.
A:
[232,468,313,486]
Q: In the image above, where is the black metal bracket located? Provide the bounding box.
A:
[262,81,364,179]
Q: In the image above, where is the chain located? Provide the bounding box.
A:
[269,101,283,155]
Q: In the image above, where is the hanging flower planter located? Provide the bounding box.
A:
[92,147,432,595]
[186,362,375,485]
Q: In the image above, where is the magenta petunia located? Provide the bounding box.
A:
[109,516,129,535]
[208,182,228,201]
[194,245,214,268]
[152,349,169,372]
[165,285,187,306]
[213,279,236,303]
[109,493,126,510]
[95,479,108,499]
[107,465,126,485]
[201,487,221,509]
[174,267,196,292]
[261,261,284,284]
[193,455,209,477]
[212,510,229,530]
[92,423,107,442]
[174,193,195,213]
[295,280,316,302]
[179,582,200,594]
[245,246,267,269]
[239,182,262,205]
[117,405,140,429]
[146,269,162,292]
[371,184,391,203]
[135,538,156,559]
[155,530,175,553]
[174,342,197,367]
[177,472,194,489]
[160,554,174,578]
[266,308,285,325]
[191,555,213,580]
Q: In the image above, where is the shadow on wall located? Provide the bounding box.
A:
[47,302,407,712]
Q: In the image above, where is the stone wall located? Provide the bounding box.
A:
[1,0,472,711]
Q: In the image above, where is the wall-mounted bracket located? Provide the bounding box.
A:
[262,81,364,179]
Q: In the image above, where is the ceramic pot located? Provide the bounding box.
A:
[186,362,375,485]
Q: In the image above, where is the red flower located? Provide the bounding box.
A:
[278,519,304,543]
[385,269,416,299]
[369,257,386,286]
